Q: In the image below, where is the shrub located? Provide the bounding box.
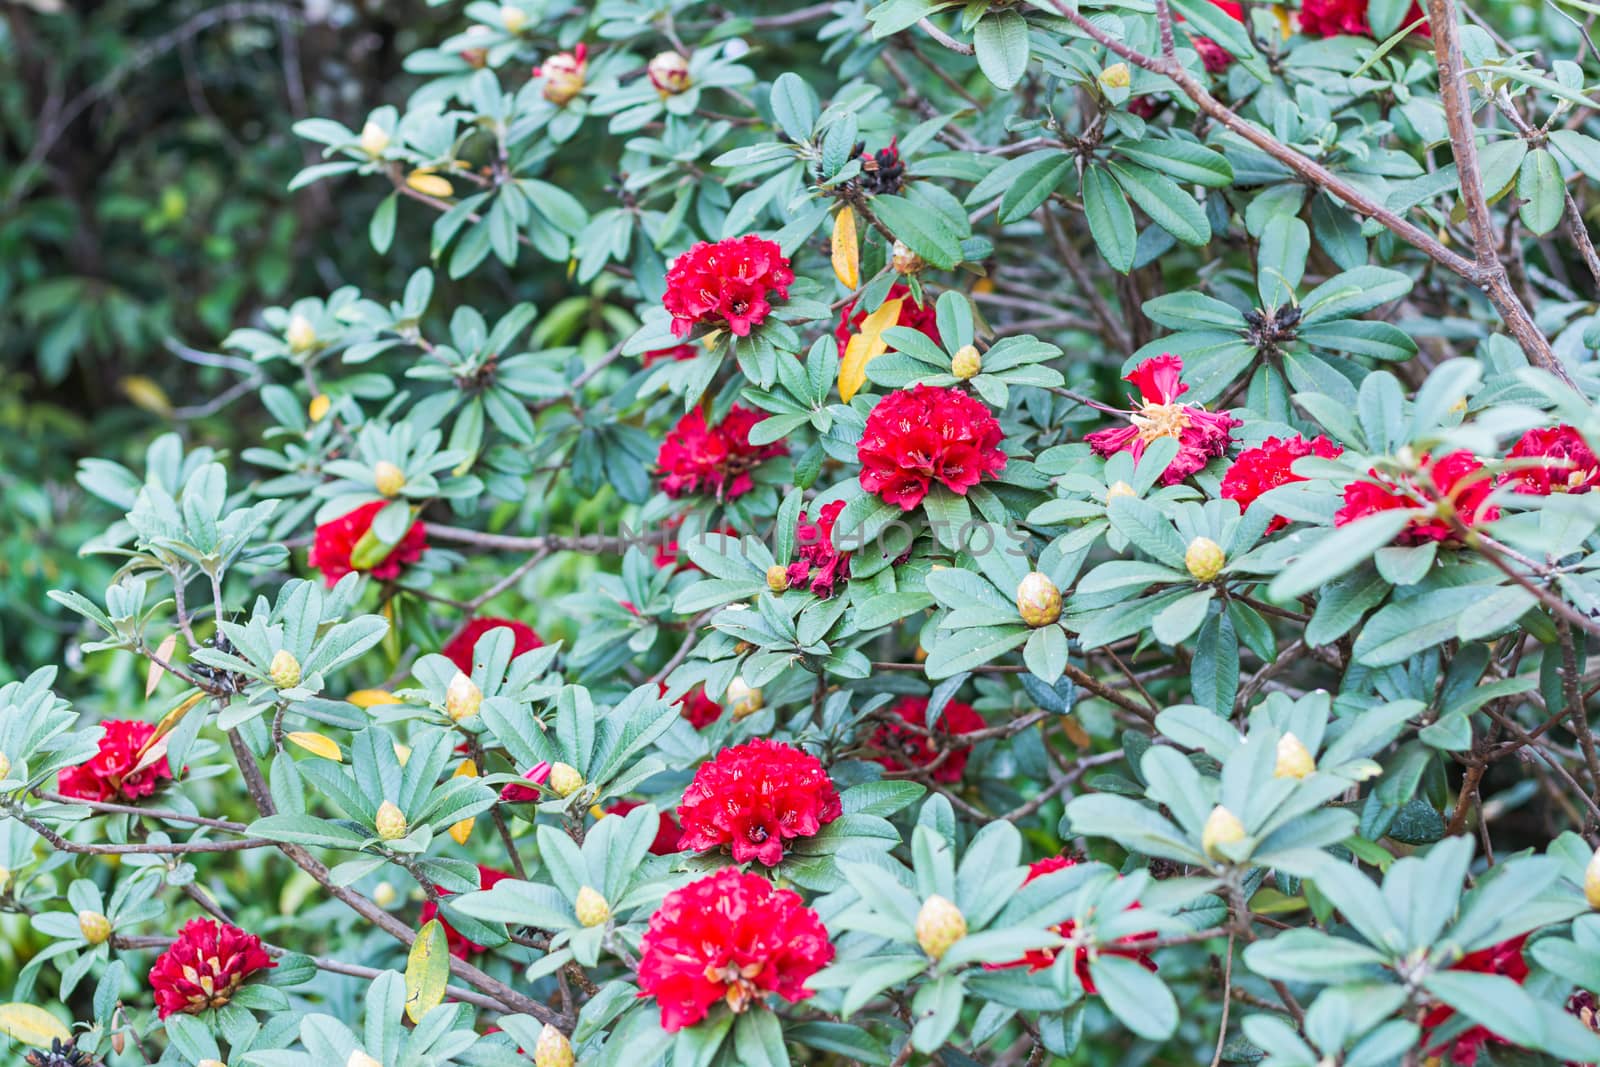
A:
[6,0,1600,1065]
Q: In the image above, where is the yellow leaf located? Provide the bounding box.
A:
[831,207,859,289]
[286,732,342,761]
[406,170,454,198]
[838,296,904,403]
[308,393,331,423]
[121,375,173,417]
[449,758,478,843]
[146,633,178,697]
[405,920,450,1024]
[0,1003,72,1048]
[348,689,401,709]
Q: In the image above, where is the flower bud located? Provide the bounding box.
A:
[0,750,10,782]
[79,909,112,945]
[286,313,317,353]
[1274,733,1316,780]
[1185,536,1225,582]
[1016,572,1062,628]
[891,239,926,275]
[539,45,588,106]
[534,1024,575,1067]
[1106,480,1136,501]
[647,51,692,94]
[915,894,966,960]
[951,344,981,380]
[726,677,764,720]
[1585,845,1600,910]
[574,885,610,927]
[1202,805,1246,861]
[373,460,406,497]
[348,1052,383,1067]
[549,762,584,798]
[501,4,528,32]
[308,393,331,423]
[375,800,408,841]
[1099,62,1132,89]
[269,649,301,689]
[358,121,390,157]
[766,565,791,593]
[445,671,483,721]
[198,1060,227,1067]
[373,881,398,908]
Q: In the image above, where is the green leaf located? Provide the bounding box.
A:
[1517,148,1565,235]
[1091,955,1179,1040]
[973,10,1031,90]
[1269,511,1412,599]
[1107,162,1211,246]
[404,920,449,1023]
[871,194,964,269]
[1082,166,1137,272]
[770,72,820,142]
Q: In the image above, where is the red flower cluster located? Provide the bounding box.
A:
[308,501,427,586]
[986,855,1157,991]
[870,695,985,783]
[603,799,682,855]
[1086,356,1240,486]
[833,284,941,356]
[58,719,173,803]
[1221,434,1344,533]
[1420,935,1529,1065]
[149,919,275,1018]
[637,868,833,1032]
[442,617,543,674]
[1299,0,1427,37]
[785,500,851,597]
[858,385,1008,510]
[665,683,722,730]
[663,235,793,338]
[656,405,786,500]
[1334,451,1498,545]
[1508,425,1600,495]
[420,866,510,958]
[676,739,842,866]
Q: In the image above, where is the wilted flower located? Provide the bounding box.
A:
[637,868,833,1031]
[1085,355,1240,485]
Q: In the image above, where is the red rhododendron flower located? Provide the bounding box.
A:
[149,919,276,1018]
[656,405,787,500]
[1085,355,1240,486]
[1300,0,1427,37]
[442,617,543,673]
[604,799,682,855]
[637,868,833,1032]
[986,855,1157,990]
[663,235,793,338]
[500,761,553,802]
[420,866,511,958]
[643,344,699,366]
[785,500,851,597]
[308,501,427,586]
[1508,425,1600,496]
[662,683,722,730]
[1221,434,1344,533]
[858,385,1008,510]
[1334,451,1498,545]
[833,284,941,356]
[871,695,985,783]
[676,738,842,866]
[1420,935,1529,1065]
[58,719,173,803]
